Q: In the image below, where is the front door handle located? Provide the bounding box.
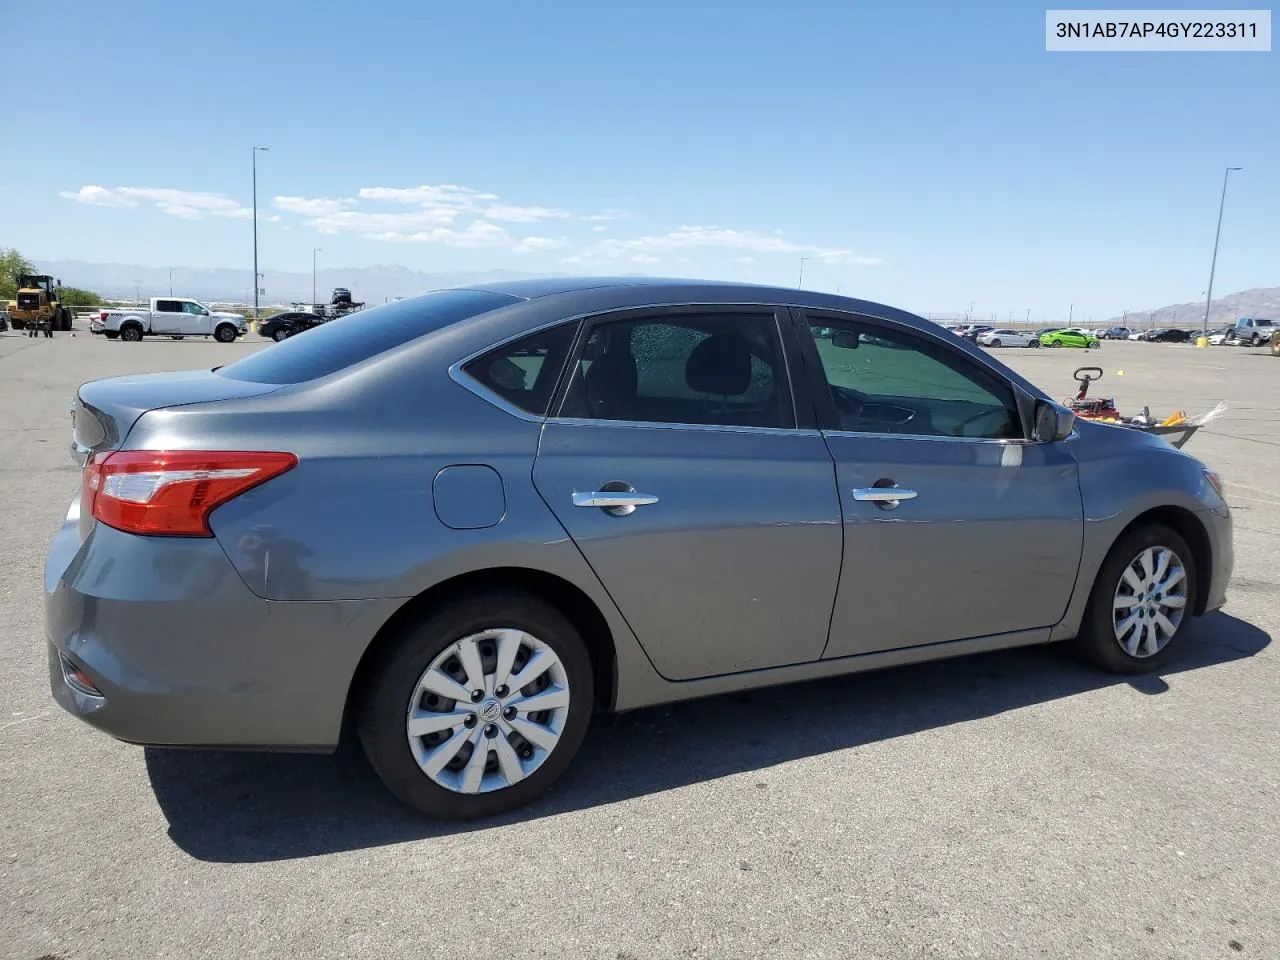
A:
[572,491,659,509]
[852,486,918,505]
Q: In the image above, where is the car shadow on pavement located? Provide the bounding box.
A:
[147,611,1269,863]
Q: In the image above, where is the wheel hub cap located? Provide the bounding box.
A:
[404,628,571,795]
[1111,545,1187,658]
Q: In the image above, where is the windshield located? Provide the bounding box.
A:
[216,289,519,384]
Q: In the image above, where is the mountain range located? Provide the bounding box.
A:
[34,259,558,306]
[1104,286,1280,328]
[33,258,1279,325]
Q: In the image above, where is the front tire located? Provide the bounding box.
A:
[1051,340,1062,348]
[1252,334,1263,347]
[357,591,594,819]
[1072,524,1196,674]
[214,323,238,343]
[991,339,1002,348]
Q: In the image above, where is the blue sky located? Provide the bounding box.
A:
[5,0,1276,320]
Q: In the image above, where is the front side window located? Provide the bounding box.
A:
[806,316,1021,439]
[558,311,793,429]
[183,301,207,315]
[461,322,578,416]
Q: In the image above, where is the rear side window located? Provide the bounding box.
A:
[461,323,579,416]
[216,290,519,384]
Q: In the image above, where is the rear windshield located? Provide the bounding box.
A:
[215,289,520,384]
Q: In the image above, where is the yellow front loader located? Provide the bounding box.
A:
[8,274,72,331]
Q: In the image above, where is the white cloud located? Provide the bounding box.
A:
[736,256,756,263]
[630,254,661,263]
[61,185,253,220]
[60,185,136,208]
[574,225,881,266]
[358,184,498,206]
[484,204,572,223]
[367,220,513,248]
[273,195,353,217]
[515,236,570,253]
[581,209,630,222]
[592,225,608,233]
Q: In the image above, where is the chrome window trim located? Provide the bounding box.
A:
[822,429,1078,445]
[549,416,822,438]
[449,301,804,432]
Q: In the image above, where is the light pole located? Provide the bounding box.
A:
[133,280,142,306]
[798,257,809,288]
[312,248,322,306]
[1202,166,1242,328]
[168,267,174,296]
[252,145,269,319]
[1068,303,1074,326]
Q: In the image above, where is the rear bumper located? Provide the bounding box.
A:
[44,498,400,750]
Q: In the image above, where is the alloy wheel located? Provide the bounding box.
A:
[405,628,570,794]
[1112,545,1187,658]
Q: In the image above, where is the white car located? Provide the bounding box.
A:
[977,329,1039,348]
[93,297,247,343]
[1127,331,1145,341]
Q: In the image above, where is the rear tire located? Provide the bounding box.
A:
[119,324,143,342]
[214,323,238,343]
[357,590,594,820]
[1028,339,1040,348]
[1072,524,1197,674]
[272,328,289,342]
[104,331,120,340]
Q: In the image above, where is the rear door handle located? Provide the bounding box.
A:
[852,486,918,504]
[572,491,659,509]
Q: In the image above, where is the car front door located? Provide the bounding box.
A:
[531,306,843,681]
[793,310,1084,659]
[181,301,212,335]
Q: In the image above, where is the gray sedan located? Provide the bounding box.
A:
[45,277,1233,819]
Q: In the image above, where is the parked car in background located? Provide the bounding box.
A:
[977,328,1039,348]
[1225,316,1276,347]
[1208,328,1232,345]
[258,311,327,342]
[44,277,1233,819]
[1102,327,1131,340]
[1141,329,1192,343]
[960,325,994,342]
[1127,331,1146,341]
[0,305,9,331]
[1040,328,1100,349]
[92,298,247,342]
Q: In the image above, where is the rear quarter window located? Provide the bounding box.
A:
[216,290,520,384]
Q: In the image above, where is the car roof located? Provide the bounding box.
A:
[454,275,767,300]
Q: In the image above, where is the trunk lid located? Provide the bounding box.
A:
[71,369,282,463]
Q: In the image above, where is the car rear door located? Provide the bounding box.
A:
[531,305,843,681]
[151,299,185,334]
[792,308,1084,659]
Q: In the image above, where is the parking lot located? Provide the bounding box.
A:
[1,327,1276,959]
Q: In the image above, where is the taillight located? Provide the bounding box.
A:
[99,311,108,321]
[83,450,297,537]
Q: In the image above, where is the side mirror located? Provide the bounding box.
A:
[1033,400,1075,442]
[831,332,860,350]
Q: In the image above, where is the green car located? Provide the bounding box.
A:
[1040,329,1100,349]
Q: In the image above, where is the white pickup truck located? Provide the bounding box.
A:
[92,298,247,343]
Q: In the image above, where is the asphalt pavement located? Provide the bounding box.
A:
[1,328,1276,959]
